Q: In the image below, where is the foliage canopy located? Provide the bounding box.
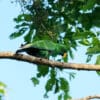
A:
[10,0,100,100]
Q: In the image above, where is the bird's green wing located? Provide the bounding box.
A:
[31,40,67,55]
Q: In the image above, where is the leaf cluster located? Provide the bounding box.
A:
[10,0,100,99]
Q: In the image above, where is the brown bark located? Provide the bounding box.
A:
[0,51,100,71]
[73,94,100,100]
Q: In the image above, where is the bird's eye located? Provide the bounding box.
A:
[20,44,24,47]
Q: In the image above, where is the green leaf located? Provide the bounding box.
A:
[58,91,71,100]
[59,78,69,92]
[64,93,71,100]
[37,65,49,77]
[0,89,5,95]
[45,78,54,92]
[78,0,85,2]
[54,79,59,93]
[82,0,96,11]
[0,82,7,95]
[24,30,34,43]
[86,45,100,54]
[43,93,48,98]
[68,49,74,59]
[64,93,69,100]
[92,37,100,45]
[92,7,100,27]
[86,37,100,54]
[58,94,62,100]
[14,14,32,23]
[79,39,90,46]
[0,82,6,88]
[9,28,27,39]
[50,69,56,79]
[96,71,100,76]
[86,55,93,62]
[15,22,29,29]
[95,55,100,65]
[13,14,24,23]
[92,37,100,46]
[73,31,95,40]
[78,14,93,29]
[31,77,39,86]
[95,55,100,75]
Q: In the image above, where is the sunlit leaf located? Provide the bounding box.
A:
[96,55,100,65]
[0,82,7,95]
[79,39,90,46]
[96,55,100,76]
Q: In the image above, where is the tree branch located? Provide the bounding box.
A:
[73,94,100,100]
[0,51,100,71]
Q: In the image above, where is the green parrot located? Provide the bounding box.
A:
[16,40,67,58]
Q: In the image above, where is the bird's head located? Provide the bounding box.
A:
[20,43,33,49]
